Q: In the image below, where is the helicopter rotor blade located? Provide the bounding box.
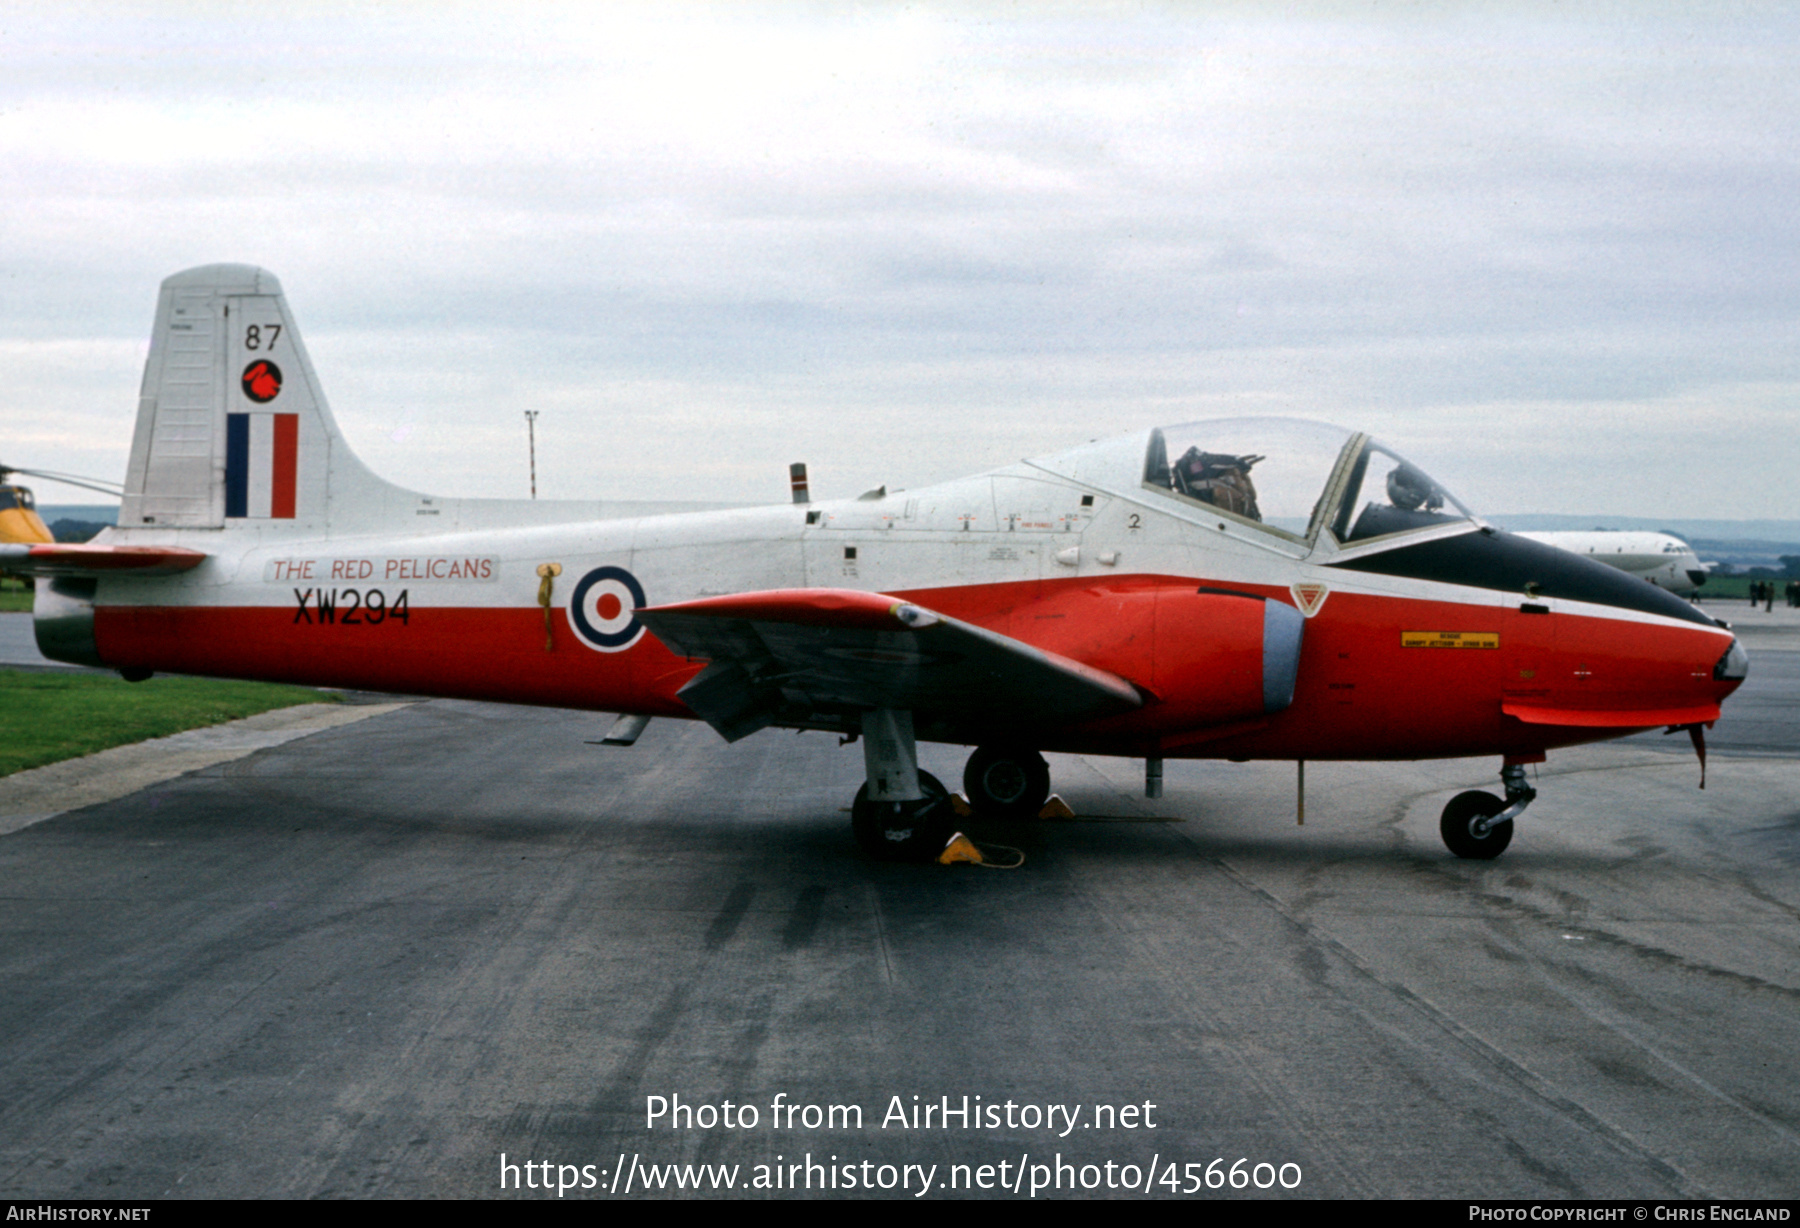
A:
[0,466,123,498]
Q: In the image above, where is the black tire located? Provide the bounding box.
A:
[852,770,954,862]
[1440,790,1513,860]
[963,746,1051,820]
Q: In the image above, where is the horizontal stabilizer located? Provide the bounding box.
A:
[638,588,1142,742]
[1502,701,1720,729]
[0,543,208,577]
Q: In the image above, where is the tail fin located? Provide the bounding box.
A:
[120,264,395,530]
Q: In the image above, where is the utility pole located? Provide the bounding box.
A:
[524,411,539,499]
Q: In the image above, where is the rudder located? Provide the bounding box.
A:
[120,264,391,530]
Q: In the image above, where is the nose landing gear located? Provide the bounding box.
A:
[1440,761,1538,860]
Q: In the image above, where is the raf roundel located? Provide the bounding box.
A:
[241,360,283,404]
[569,565,648,652]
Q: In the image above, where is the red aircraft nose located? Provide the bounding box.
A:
[1334,527,1746,746]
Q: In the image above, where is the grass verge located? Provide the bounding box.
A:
[0,578,31,613]
[0,669,333,777]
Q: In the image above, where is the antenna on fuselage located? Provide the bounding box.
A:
[790,463,810,505]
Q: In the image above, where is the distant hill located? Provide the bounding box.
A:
[48,520,110,543]
[37,504,118,525]
[35,505,117,544]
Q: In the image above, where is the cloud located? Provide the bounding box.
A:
[1,3,1797,518]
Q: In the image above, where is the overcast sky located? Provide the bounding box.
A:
[4,2,1798,519]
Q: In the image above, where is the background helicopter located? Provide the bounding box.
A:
[0,464,121,547]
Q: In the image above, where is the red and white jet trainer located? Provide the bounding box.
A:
[5,265,1748,861]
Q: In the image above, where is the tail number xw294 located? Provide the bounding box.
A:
[293,588,410,626]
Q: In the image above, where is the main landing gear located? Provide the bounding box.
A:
[850,709,954,862]
[848,720,1059,860]
[1440,761,1538,860]
[962,745,1051,820]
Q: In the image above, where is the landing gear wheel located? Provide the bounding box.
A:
[852,771,954,862]
[1440,790,1513,860]
[963,746,1051,820]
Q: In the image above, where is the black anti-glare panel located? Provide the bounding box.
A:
[1328,530,1719,628]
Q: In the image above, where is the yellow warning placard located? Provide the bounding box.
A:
[1402,631,1499,649]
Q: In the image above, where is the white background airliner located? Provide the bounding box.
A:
[1514,531,1707,596]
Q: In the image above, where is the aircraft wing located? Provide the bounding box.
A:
[0,543,208,577]
[637,588,1143,742]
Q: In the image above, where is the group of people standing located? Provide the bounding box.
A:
[1747,579,1800,608]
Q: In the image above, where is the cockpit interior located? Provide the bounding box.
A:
[1140,419,1475,550]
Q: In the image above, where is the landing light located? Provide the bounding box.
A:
[1715,640,1749,681]
[892,604,939,629]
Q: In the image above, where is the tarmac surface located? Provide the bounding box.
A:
[0,608,1795,1199]
[0,610,73,668]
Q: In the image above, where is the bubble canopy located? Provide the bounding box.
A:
[1135,418,1476,546]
